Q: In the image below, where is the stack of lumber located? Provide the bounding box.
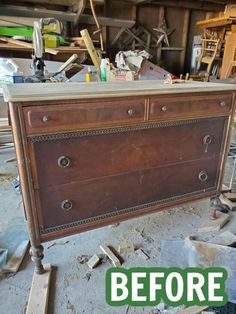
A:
[0,118,13,149]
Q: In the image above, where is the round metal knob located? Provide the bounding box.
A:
[161,106,168,112]
[42,115,50,123]
[127,109,135,117]
[58,156,71,168]
[219,101,226,107]
[61,200,73,211]
[198,171,208,182]
[203,135,212,145]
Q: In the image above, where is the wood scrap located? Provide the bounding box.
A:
[224,192,236,201]
[208,231,236,247]
[198,211,230,232]
[118,244,135,254]
[220,193,236,210]
[100,245,121,267]
[26,264,51,314]
[177,305,209,314]
[0,36,58,55]
[87,254,100,269]
[136,248,150,260]
[80,29,101,77]
[4,156,16,163]
[1,240,29,273]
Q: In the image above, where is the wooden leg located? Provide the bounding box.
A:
[30,244,45,274]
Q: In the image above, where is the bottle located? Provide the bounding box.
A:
[86,66,92,82]
[100,59,107,82]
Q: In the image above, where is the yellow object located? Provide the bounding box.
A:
[86,72,91,82]
[43,34,59,48]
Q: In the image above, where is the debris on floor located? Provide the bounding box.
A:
[208,231,236,247]
[198,211,230,232]
[118,243,135,254]
[100,245,122,267]
[220,193,236,211]
[176,305,209,314]
[1,239,29,273]
[87,254,101,270]
[160,238,236,303]
[136,248,150,260]
[0,248,8,269]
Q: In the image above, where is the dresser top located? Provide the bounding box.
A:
[3,80,236,103]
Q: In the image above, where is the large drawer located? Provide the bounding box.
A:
[23,99,145,134]
[29,117,226,189]
[149,94,232,121]
[36,157,219,232]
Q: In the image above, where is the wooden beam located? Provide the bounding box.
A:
[80,14,135,28]
[118,0,225,11]
[10,0,75,6]
[0,4,77,22]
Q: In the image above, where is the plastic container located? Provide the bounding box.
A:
[100,59,107,82]
[0,58,23,83]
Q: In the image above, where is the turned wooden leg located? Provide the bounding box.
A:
[30,245,45,274]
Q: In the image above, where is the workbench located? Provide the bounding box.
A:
[3,80,236,273]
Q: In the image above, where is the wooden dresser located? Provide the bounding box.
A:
[3,80,236,273]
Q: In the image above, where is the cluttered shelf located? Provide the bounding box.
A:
[0,42,88,62]
[0,43,87,53]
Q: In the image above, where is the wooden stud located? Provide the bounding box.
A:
[26,264,51,314]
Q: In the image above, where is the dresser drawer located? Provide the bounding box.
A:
[149,94,232,121]
[36,157,219,232]
[23,99,145,134]
[29,117,226,189]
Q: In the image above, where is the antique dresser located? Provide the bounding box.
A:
[3,80,236,273]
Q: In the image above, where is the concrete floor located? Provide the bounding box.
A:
[1,147,236,314]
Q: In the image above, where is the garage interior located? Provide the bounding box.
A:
[1,1,236,314]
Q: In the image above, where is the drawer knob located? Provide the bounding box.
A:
[127,108,135,117]
[61,200,73,211]
[42,115,50,123]
[198,171,208,182]
[161,106,168,112]
[58,156,71,168]
[219,101,226,107]
[203,135,212,145]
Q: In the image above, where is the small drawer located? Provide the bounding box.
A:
[23,99,145,134]
[149,94,232,121]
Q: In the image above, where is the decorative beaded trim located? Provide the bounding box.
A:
[29,119,203,143]
[39,186,215,234]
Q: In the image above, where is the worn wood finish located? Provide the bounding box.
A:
[30,117,225,188]
[23,98,145,134]
[3,81,236,272]
[149,94,232,120]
